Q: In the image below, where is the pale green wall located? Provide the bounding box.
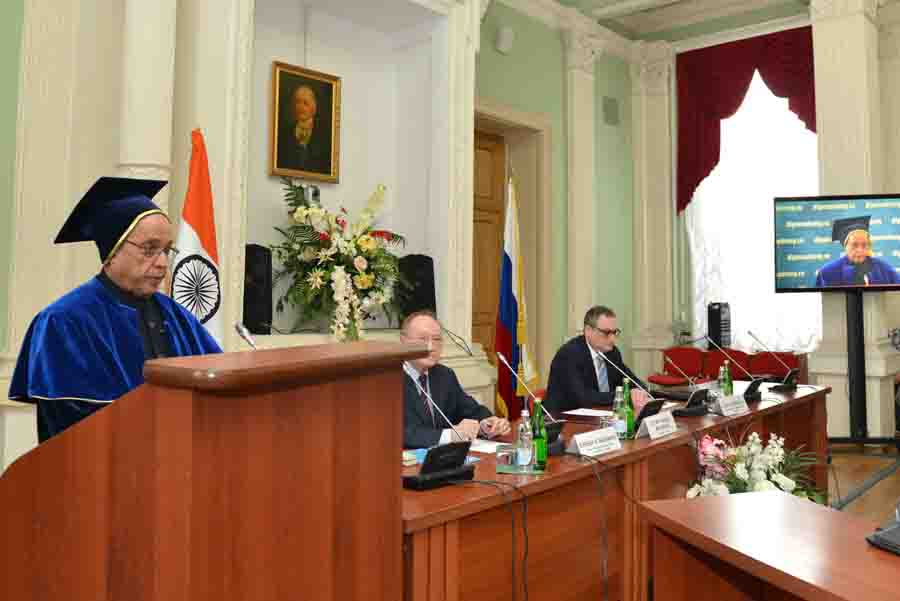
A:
[594,55,634,362]
[477,2,569,347]
[0,0,25,352]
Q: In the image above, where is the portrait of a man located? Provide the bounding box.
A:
[815,215,900,287]
[270,62,341,183]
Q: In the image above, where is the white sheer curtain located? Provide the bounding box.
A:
[685,71,821,352]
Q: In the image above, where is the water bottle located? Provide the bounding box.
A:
[516,408,533,467]
[723,360,733,396]
[622,379,635,438]
[613,386,628,439]
[532,399,548,470]
[716,365,725,395]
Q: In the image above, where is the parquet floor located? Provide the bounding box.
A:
[829,444,900,525]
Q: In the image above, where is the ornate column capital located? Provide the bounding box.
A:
[630,41,674,97]
[810,0,878,21]
[564,30,602,74]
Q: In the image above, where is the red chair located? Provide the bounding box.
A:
[702,348,751,381]
[748,352,799,380]
[648,347,707,387]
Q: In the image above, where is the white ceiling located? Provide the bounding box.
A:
[300,0,440,35]
[574,0,808,36]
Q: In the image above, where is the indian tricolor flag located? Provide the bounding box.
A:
[494,176,540,419]
[171,129,223,345]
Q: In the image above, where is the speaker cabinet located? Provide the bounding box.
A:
[243,244,272,335]
[398,254,436,319]
[708,302,731,348]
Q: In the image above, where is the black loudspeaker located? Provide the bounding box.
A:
[707,302,731,348]
[398,254,437,319]
[243,244,272,335]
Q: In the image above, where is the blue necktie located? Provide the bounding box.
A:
[596,356,609,393]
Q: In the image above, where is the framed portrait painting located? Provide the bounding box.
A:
[270,61,341,183]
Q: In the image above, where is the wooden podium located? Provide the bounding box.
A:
[0,341,427,601]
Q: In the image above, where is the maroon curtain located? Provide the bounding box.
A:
[676,26,815,214]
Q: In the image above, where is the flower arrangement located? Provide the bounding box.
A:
[687,432,824,503]
[271,178,405,341]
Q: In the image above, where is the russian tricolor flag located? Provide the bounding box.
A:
[171,129,223,346]
[495,176,539,420]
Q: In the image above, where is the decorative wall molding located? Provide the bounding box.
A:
[564,30,599,73]
[495,0,633,61]
[811,0,879,22]
[630,41,674,97]
[672,15,812,53]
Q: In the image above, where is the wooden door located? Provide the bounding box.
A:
[472,130,506,362]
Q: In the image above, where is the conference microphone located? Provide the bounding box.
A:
[234,322,258,350]
[704,335,764,402]
[664,355,697,389]
[409,371,467,443]
[703,335,754,380]
[596,351,657,402]
[440,324,474,357]
[496,351,558,423]
[746,330,799,391]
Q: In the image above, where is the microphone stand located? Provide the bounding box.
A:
[234,322,258,350]
[596,351,657,402]
[746,330,799,391]
[496,351,565,456]
[664,356,697,389]
[704,335,764,402]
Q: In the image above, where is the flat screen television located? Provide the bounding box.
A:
[774,194,900,293]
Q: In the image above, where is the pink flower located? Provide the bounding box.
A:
[353,255,368,272]
[697,435,729,479]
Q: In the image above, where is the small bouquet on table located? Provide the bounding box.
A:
[271,178,406,341]
[686,432,824,503]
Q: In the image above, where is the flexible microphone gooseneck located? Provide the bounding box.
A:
[664,355,697,389]
[234,322,258,350]
[596,351,657,402]
[496,351,558,423]
[440,324,474,357]
[409,371,467,443]
[704,335,754,380]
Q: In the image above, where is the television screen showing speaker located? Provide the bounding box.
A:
[774,194,900,293]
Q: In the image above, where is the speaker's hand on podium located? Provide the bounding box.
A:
[632,389,652,415]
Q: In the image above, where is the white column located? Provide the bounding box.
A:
[630,41,676,378]
[809,0,898,437]
[564,30,598,334]
[118,0,178,212]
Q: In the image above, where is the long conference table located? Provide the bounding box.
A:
[401,382,829,601]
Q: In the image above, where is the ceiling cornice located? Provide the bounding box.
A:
[495,0,634,59]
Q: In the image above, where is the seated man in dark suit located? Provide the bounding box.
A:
[400,311,510,448]
[544,305,650,415]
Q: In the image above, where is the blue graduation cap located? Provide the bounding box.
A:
[831,215,871,246]
[54,177,168,261]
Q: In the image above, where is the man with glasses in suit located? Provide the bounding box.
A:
[544,305,650,415]
[400,310,510,448]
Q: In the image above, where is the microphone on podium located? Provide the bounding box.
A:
[746,330,799,392]
[664,355,698,389]
[703,335,764,402]
[234,322,258,350]
[409,371,468,443]
[596,351,657,402]
[495,351,558,423]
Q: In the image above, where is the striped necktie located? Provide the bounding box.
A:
[595,355,610,393]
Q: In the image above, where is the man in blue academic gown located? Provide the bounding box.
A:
[9,177,222,442]
[815,215,900,287]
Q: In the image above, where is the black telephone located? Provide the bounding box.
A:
[770,368,799,393]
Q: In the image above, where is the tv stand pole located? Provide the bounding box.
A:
[846,289,868,440]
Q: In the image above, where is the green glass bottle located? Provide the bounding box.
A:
[723,360,733,396]
[622,379,635,437]
[531,399,548,470]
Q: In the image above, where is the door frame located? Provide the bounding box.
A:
[474,98,554,382]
